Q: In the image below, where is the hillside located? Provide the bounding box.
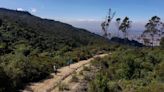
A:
[0,8,111,92]
[0,8,109,54]
[111,37,144,47]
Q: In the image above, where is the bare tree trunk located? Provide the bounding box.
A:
[125,32,128,39]
[126,32,128,39]
[117,29,119,37]
[151,35,154,49]
[123,32,126,38]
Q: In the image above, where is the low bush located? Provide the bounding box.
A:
[58,83,69,91]
[88,47,164,92]
[71,74,79,82]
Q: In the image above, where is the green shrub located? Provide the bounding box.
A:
[88,73,109,92]
[137,82,164,92]
[108,81,122,92]
[71,74,79,82]
[83,66,90,71]
[58,83,69,91]
[160,37,164,48]
[155,61,164,82]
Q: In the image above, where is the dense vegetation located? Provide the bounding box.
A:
[88,46,164,92]
[0,8,111,92]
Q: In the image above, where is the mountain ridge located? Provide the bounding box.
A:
[0,8,109,54]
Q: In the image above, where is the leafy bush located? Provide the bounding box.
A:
[88,73,109,92]
[58,83,69,91]
[160,37,164,48]
[89,47,164,92]
[71,74,79,82]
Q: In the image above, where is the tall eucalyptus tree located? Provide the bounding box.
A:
[101,9,116,37]
[142,16,162,46]
[116,18,121,37]
[119,17,132,38]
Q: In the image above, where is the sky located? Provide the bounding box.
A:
[0,0,164,35]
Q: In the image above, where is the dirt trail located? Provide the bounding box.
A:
[22,54,108,92]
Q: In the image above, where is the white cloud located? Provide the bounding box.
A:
[31,8,37,13]
[16,8,24,11]
[16,8,37,13]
